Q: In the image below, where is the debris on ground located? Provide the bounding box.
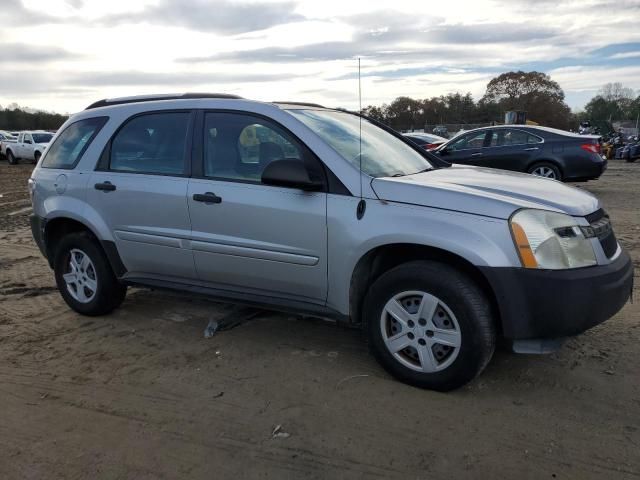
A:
[203,306,266,338]
[336,374,370,389]
[271,425,290,439]
[203,319,219,338]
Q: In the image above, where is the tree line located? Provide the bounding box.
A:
[579,82,640,129]
[0,104,68,131]
[362,71,639,133]
[0,72,637,134]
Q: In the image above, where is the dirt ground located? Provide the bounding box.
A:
[0,160,638,479]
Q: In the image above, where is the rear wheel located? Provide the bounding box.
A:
[528,162,561,180]
[34,151,41,164]
[7,150,17,165]
[53,232,126,315]
[364,261,496,391]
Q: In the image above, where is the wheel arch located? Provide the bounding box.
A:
[349,243,502,334]
[43,216,126,277]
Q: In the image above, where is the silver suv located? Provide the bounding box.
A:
[29,94,633,391]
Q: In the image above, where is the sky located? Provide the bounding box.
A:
[1,0,639,114]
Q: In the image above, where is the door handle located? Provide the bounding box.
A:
[95,181,116,191]
[193,192,222,204]
[524,147,539,151]
[471,152,483,157]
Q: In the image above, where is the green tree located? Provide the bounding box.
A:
[0,105,67,131]
[385,96,424,131]
[440,92,477,124]
[482,71,572,128]
[361,104,387,122]
[585,83,637,121]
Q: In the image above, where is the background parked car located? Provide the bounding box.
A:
[432,125,449,138]
[432,125,606,182]
[616,136,640,162]
[5,130,53,165]
[0,131,18,158]
[403,132,448,150]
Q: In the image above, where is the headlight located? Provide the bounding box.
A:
[509,209,597,269]
[28,178,36,202]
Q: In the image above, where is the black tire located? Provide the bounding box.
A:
[527,161,562,181]
[53,232,126,316]
[363,261,496,391]
[7,150,17,165]
[34,151,41,164]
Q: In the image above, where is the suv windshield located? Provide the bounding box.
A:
[32,133,53,143]
[289,109,431,177]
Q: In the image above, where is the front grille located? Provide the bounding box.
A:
[584,209,617,258]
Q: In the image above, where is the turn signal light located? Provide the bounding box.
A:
[510,222,538,268]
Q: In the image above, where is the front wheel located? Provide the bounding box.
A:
[53,232,127,316]
[7,151,17,165]
[34,151,41,164]
[364,261,496,391]
[528,162,561,181]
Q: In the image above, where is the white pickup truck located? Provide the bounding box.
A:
[5,130,53,165]
[0,131,18,158]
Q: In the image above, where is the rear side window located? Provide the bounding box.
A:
[110,112,190,175]
[42,117,107,169]
[489,129,543,147]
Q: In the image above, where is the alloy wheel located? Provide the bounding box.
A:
[63,248,98,303]
[531,166,557,179]
[380,291,462,373]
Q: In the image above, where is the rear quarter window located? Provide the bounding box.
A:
[42,117,108,169]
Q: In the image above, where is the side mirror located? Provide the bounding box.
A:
[261,159,324,191]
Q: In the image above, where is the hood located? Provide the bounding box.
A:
[371,165,599,219]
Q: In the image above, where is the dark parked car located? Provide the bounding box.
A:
[433,125,606,181]
[403,132,448,150]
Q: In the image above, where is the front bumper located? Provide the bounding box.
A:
[480,250,633,340]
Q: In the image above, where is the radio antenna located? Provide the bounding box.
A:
[356,57,366,220]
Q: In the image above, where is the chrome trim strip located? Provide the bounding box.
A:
[191,240,319,266]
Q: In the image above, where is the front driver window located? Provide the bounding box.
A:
[237,124,301,166]
[450,132,487,151]
[204,112,304,183]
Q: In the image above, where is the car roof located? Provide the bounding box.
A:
[456,124,586,138]
[84,93,331,112]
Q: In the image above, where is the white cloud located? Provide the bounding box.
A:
[611,51,640,59]
[0,0,639,113]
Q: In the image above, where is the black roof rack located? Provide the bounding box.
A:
[85,93,243,110]
[273,101,326,108]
